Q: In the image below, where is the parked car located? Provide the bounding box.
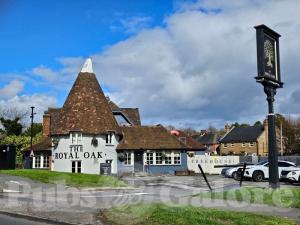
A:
[281,168,300,183]
[223,163,254,179]
[243,160,297,182]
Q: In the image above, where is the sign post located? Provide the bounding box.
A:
[254,24,283,189]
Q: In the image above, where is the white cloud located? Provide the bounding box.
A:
[32,66,58,82]
[10,0,300,129]
[120,16,153,34]
[87,1,295,128]
[0,94,57,124]
[0,80,24,99]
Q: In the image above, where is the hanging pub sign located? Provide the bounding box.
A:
[255,24,283,88]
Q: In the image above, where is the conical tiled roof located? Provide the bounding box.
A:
[50,60,121,135]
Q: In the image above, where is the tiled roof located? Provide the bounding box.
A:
[108,100,141,126]
[23,137,52,152]
[192,133,219,145]
[117,125,188,150]
[220,125,264,143]
[172,130,206,150]
[115,108,141,126]
[49,72,121,135]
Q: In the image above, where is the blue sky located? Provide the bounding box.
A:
[0,0,174,72]
[0,0,300,129]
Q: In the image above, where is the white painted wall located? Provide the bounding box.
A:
[187,155,240,174]
[52,134,118,174]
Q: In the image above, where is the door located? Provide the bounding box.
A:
[134,152,144,172]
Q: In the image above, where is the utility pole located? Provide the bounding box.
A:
[280,120,283,156]
[29,107,36,164]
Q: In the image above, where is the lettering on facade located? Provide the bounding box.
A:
[54,145,103,160]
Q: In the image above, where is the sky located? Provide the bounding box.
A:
[0,0,300,129]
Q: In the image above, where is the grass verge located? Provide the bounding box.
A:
[199,187,300,208]
[100,203,297,225]
[0,169,127,187]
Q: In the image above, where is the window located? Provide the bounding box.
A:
[72,161,81,173]
[43,156,50,168]
[230,143,234,147]
[165,153,172,164]
[124,152,131,165]
[278,162,295,167]
[242,143,246,147]
[34,156,41,168]
[249,142,254,147]
[70,132,82,144]
[174,152,181,165]
[223,143,228,148]
[106,132,113,145]
[156,152,163,165]
[146,152,154,165]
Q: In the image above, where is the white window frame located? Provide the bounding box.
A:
[146,152,154,165]
[70,132,82,144]
[249,142,255,147]
[124,152,132,165]
[173,151,181,165]
[223,143,228,148]
[230,143,235,147]
[242,143,246,147]
[144,151,181,165]
[106,132,114,145]
[164,152,172,165]
[43,155,50,168]
[34,155,41,168]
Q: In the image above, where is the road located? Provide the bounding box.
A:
[0,174,299,224]
[0,213,56,225]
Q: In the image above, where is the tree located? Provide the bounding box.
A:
[23,123,43,137]
[275,114,300,155]
[254,121,262,126]
[207,125,218,133]
[0,117,23,136]
[181,127,197,136]
[0,106,28,125]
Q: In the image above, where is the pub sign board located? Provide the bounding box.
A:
[255,24,283,88]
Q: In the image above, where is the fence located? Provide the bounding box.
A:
[188,155,300,174]
[187,155,239,174]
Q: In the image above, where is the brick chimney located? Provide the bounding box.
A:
[43,113,50,137]
[200,130,207,136]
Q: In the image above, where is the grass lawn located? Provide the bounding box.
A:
[199,187,300,208]
[100,203,297,225]
[0,169,127,187]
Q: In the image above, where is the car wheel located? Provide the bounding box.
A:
[252,171,264,182]
[232,172,237,179]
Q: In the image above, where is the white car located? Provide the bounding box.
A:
[243,160,297,182]
[286,170,300,183]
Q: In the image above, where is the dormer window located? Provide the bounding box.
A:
[70,132,82,144]
[106,132,113,145]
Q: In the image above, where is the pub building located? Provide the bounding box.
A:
[24,59,200,175]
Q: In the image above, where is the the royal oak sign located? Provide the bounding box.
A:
[255,24,283,88]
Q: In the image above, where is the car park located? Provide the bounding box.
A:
[243,160,297,182]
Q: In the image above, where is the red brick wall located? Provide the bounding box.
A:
[43,114,50,137]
